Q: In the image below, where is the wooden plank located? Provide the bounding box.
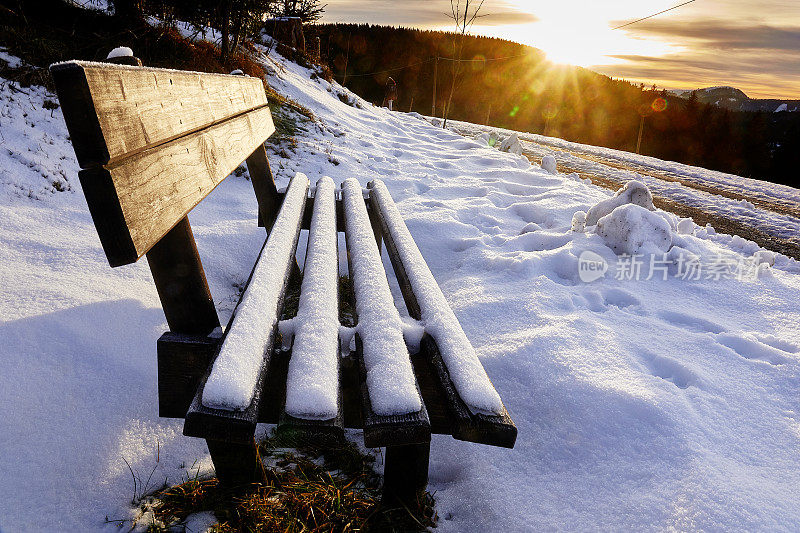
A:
[421,335,516,448]
[340,353,364,429]
[278,181,345,445]
[278,407,345,447]
[245,143,282,232]
[206,437,266,487]
[341,180,430,449]
[157,330,223,418]
[382,442,430,506]
[409,350,452,435]
[367,183,517,448]
[183,178,309,443]
[285,194,347,232]
[356,335,431,449]
[49,61,269,168]
[146,216,220,335]
[80,106,276,266]
[256,348,290,425]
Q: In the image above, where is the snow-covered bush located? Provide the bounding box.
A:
[596,203,673,255]
[585,180,654,226]
[541,154,557,174]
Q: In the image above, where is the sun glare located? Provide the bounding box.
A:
[470,1,678,68]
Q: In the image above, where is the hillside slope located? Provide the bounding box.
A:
[313,23,800,187]
[2,44,800,531]
[672,86,800,113]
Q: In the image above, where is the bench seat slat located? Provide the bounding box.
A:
[279,177,344,441]
[367,180,517,448]
[183,173,309,443]
[341,178,430,447]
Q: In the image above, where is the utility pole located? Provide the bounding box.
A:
[485,103,492,125]
[636,115,645,154]
[432,56,438,118]
[409,96,414,112]
[343,33,351,85]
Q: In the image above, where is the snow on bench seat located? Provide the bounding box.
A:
[284,177,341,421]
[368,180,504,416]
[341,178,423,417]
[201,173,309,411]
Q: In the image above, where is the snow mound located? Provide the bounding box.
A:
[754,250,776,266]
[571,210,586,232]
[585,180,654,226]
[596,203,673,255]
[476,131,522,154]
[106,46,133,59]
[541,154,557,174]
[475,131,500,148]
[677,217,695,234]
[499,133,522,155]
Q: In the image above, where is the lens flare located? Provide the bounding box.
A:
[651,97,667,112]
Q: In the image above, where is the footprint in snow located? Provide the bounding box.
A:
[638,350,698,389]
[414,182,431,195]
[472,186,490,197]
[508,202,548,225]
[451,237,480,252]
[755,334,800,354]
[501,182,542,196]
[515,231,571,252]
[657,310,725,334]
[575,287,641,312]
[715,332,795,365]
[601,288,641,309]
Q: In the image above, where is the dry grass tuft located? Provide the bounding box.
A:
[146,434,436,532]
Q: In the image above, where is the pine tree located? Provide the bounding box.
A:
[270,0,326,23]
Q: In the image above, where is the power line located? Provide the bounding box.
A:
[438,51,530,63]
[342,58,435,78]
[341,50,530,79]
[611,0,697,30]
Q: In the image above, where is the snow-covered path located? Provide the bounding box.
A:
[450,120,800,256]
[3,45,800,531]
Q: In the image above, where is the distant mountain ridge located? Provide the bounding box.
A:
[670,86,799,113]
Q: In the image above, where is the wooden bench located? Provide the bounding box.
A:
[49,59,516,504]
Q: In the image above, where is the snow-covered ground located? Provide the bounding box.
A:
[451,120,800,249]
[3,43,800,531]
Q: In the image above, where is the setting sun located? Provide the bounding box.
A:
[471,1,677,68]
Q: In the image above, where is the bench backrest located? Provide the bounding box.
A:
[50,61,275,266]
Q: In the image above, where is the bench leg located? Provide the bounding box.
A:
[382,442,430,506]
[206,437,266,487]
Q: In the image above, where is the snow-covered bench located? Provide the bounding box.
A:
[49,60,516,503]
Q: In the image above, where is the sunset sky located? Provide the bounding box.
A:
[321,0,800,99]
